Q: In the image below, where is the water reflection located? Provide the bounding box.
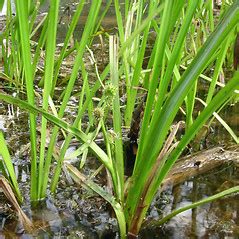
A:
[140,164,239,238]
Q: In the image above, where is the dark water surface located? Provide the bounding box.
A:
[1,96,238,239]
[140,164,239,238]
[0,1,239,238]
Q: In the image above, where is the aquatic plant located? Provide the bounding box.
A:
[72,1,239,237]
[1,0,110,201]
[11,0,105,201]
[0,131,22,202]
[0,0,239,238]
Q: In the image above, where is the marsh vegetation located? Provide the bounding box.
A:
[0,0,239,238]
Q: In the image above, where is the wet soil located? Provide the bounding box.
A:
[1,144,239,238]
[1,96,239,238]
[1,1,239,238]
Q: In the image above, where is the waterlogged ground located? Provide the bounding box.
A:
[1,1,239,238]
[141,164,239,238]
[1,97,239,238]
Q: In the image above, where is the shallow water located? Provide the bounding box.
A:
[0,98,239,238]
[140,164,239,238]
[1,1,239,238]
[1,153,239,238]
[38,0,120,44]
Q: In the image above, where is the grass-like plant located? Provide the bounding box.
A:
[0,0,239,238]
[0,0,105,201]
[0,131,22,202]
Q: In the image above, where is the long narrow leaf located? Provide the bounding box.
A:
[38,0,59,198]
[110,36,124,202]
[157,186,239,225]
[15,0,38,200]
[0,93,113,174]
[66,163,126,239]
[126,2,239,231]
[0,131,22,202]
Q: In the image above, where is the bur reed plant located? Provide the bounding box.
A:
[0,0,111,201]
[0,0,239,238]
